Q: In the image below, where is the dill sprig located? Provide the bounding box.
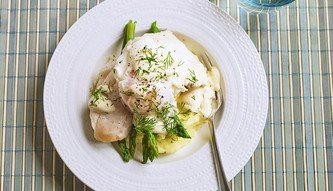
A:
[141,46,158,64]
[90,86,107,106]
[133,115,157,132]
[135,67,150,77]
[151,71,168,82]
[163,51,174,69]
[187,69,198,84]
[177,61,185,66]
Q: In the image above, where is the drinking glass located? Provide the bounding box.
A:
[238,0,295,12]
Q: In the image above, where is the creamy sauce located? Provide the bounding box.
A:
[114,31,219,131]
[88,30,220,148]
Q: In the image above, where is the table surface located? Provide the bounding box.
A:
[0,0,332,190]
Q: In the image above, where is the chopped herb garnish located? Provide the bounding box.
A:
[163,51,174,69]
[177,61,184,66]
[140,47,158,64]
[90,86,108,106]
[151,71,168,82]
[151,86,158,98]
[133,115,157,132]
[187,69,198,84]
[157,45,165,50]
[191,95,196,100]
[135,67,150,77]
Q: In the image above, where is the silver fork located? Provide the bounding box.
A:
[201,53,230,191]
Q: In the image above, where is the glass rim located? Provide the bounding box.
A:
[238,0,295,13]
[248,0,295,7]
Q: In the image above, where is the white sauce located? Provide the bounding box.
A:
[115,31,220,122]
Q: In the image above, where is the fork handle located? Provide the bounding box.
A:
[208,119,231,191]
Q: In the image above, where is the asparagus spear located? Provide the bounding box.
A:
[122,20,136,49]
[129,127,137,157]
[150,21,160,33]
[133,115,159,163]
[118,139,131,162]
[156,105,191,139]
[169,115,191,139]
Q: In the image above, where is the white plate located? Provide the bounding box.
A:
[44,0,268,190]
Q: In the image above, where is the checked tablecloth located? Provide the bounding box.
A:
[0,0,332,190]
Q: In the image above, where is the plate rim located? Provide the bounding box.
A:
[44,0,268,190]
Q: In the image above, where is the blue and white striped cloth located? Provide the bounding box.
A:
[0,0,332,190]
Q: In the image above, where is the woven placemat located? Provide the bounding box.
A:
[0,0,332,190]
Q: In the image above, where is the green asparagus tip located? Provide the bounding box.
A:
[118,139,131,162]
[150,21,160,33]
[122,20,136,49]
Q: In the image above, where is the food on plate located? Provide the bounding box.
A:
[88,20,221,163]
